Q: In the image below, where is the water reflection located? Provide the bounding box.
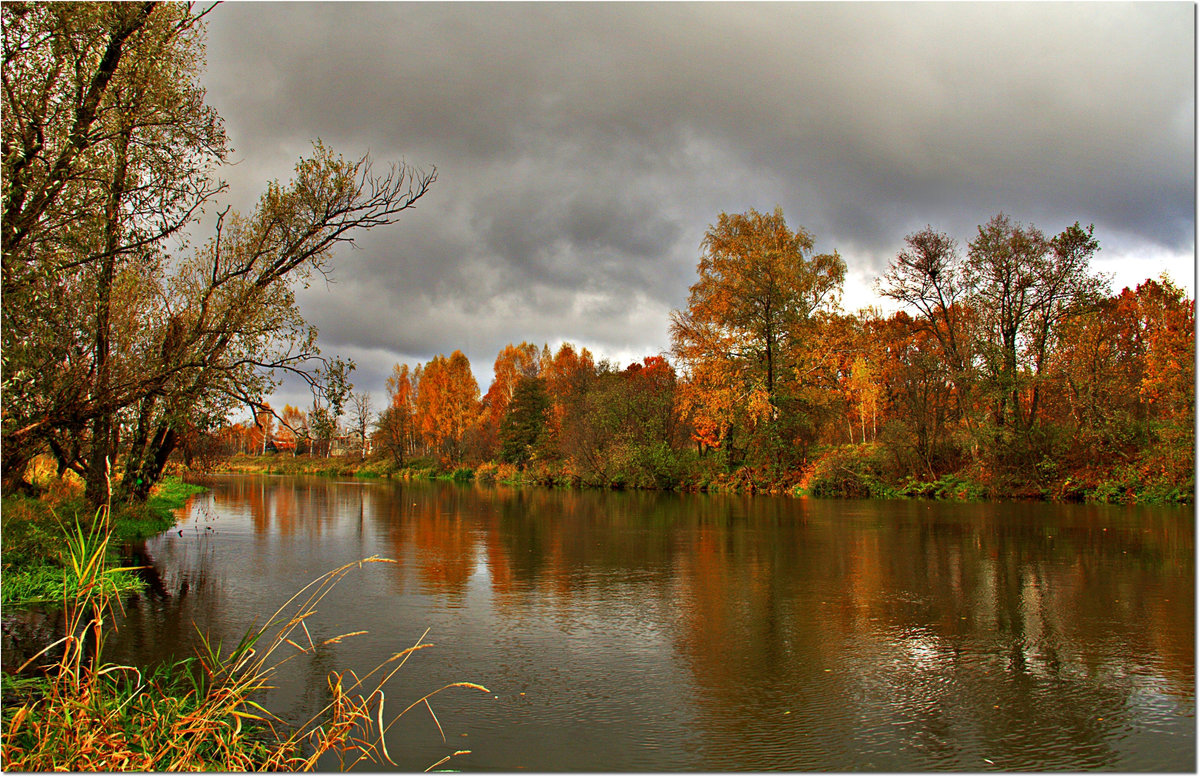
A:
[111,476,1194,771]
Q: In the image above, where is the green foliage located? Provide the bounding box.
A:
[2,564,142,609]
[1083,463,1195,505]
[499,376,550,465]
[805,444,900,499]
[107,478,206,543]
[896,474,986,501]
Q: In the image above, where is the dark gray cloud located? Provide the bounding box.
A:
[200,1,1194,401]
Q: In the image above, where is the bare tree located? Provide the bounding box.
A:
[348,392,374,459]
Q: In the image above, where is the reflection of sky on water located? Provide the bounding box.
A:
[108,476,1194,771]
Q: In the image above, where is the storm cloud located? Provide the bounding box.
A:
[199,2,1195,404]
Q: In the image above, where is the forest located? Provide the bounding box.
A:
[209,208,1194,504]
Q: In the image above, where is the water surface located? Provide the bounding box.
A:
[108,476,1195,770]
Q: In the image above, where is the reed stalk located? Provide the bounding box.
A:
[1,503,488,771]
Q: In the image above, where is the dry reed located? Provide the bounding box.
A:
[1,504,488,771]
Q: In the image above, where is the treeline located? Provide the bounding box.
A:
[352,209,1193,503]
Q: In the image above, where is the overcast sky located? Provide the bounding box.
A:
[198,1,1195,411]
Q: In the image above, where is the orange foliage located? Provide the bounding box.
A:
[414,351,480,463]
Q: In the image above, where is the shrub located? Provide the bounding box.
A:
[805,444,899,499]
[473,462,499,483]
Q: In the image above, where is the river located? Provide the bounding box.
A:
[106,475,1194,770]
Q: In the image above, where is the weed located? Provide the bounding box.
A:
[2,478,206,608]
[1,511,489,770]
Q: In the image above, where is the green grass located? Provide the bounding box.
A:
[109,478,207,542]
[1,563,145,608]
[1,478,207,608]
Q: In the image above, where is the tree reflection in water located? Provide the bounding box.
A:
[111,477,1193,771]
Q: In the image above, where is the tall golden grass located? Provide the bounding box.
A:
[1,505,488,771]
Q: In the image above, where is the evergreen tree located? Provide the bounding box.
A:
[499,376,550,466]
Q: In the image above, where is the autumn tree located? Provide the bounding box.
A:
[800,311,873,449]
[414,351,480,464]
[872,311,963,477]
[1047,276,1194,484]
[2,3,432,503]
[487,343,542,409]
[375,363,419,465]
[670,207,844,465]
[277,403,309,455]
[476,342,542,459]
[538,342,596,459]
[1130,278,1195,437]
[848,355,882,444]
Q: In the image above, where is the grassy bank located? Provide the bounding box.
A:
[1,475,205,608]
[1,517,486,770]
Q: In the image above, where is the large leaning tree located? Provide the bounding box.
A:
[2,2,435,504]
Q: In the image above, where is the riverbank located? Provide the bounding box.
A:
[211,444,1193,506]
[0,475,477,770]
[1,477,207,609]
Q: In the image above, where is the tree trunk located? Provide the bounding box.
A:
[1,442,37,495]
[119,393,158,501]
[84,128,131,508]
[124,423,177,502]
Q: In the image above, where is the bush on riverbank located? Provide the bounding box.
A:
[1064,464,1194,505]
[801,443,902,499]
[895,473,987,501]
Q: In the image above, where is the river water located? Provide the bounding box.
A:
[106,475,1194,770]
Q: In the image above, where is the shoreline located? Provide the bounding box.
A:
[203,452,1193,507]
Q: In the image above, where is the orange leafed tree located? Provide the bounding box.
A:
[375,363,419,464]
[414,351,480,464]
[490,342,542,408]
[539,342,596,457]
[275,404,307,454]
[670,207,844,463]
[1046,275,1194,482]
[477,342,542,458]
